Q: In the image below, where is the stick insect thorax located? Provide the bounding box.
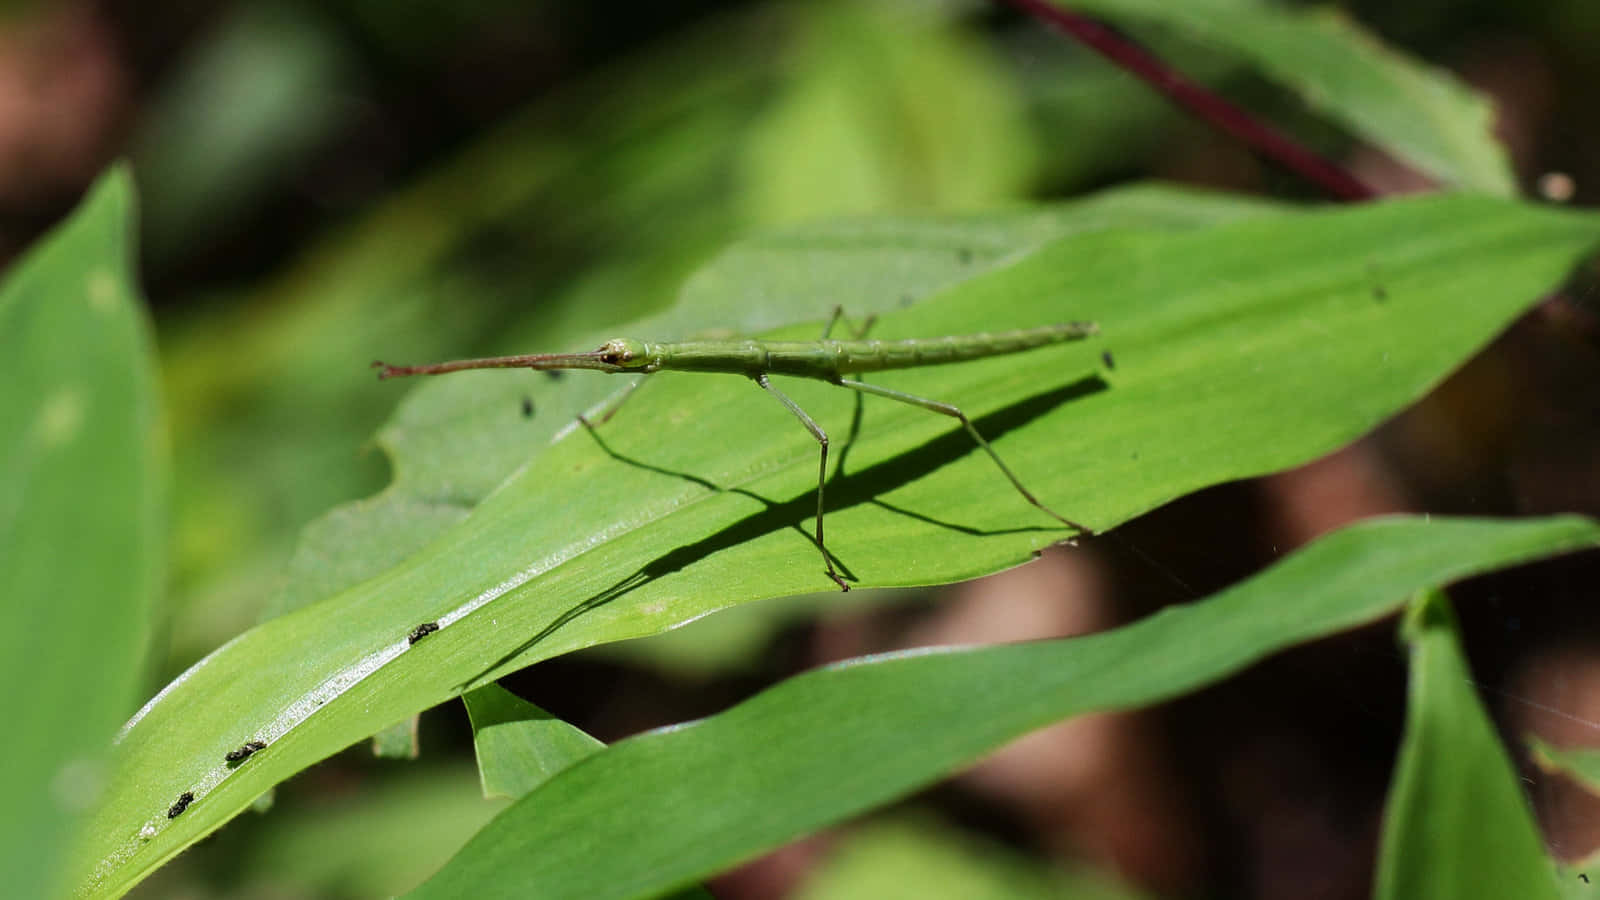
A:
[375,318,1100,590]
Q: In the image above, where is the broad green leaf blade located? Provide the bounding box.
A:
[269,186,1277,666]
[1529,736,1600,797]
[0,166,165,898]
[369,183,1283,581]
[1375,591,1561,900]
[1062,0,1517,195]
[76,193,1600,898]
[463,686,604,800]
[408,516,1600,900]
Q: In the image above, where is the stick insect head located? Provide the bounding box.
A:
[591,338,656,371]
[508,338,654,373]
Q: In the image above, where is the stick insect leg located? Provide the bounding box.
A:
[753,373,850,591]
[835,378,1093,536]
[578,376,647,428]
[821,306,878,340]
[824,308,876,477]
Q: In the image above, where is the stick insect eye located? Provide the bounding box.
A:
[598,339,648,368]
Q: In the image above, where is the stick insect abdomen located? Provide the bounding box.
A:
[787,322,1097,376]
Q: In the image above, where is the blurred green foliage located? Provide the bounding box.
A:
[0,168,163,900]
[793,818,1152,900]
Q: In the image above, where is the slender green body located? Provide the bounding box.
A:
[375,312,1099,591]
[375,322,1097,379]
[635,323,1098,377]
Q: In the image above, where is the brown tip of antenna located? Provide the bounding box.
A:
[372,360,402,380]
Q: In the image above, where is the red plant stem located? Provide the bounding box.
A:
[997,0,1378,202]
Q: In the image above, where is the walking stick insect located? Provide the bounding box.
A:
[375,309,1098,590]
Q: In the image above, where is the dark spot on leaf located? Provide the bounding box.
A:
[1101,350,1116,370]
[225,740,267,764]
[543,370,565,382]
[521,396,534,418]
[956,247,973,264]
[167,791,195,819]
[408,622,440,645]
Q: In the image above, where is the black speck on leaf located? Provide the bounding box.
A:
[167,791,195,819]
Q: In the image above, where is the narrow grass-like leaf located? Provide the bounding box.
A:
[0,167,165,898]
[74,193,1600,897]
[1063,0,1517,194]
[1375,591,1561,900]
[408,516,1600,899]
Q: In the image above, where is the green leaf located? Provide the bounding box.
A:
[73,192,1600,898]
[1529,735,1600,798]
[408,516,1600,899]
[284,185,1278,618]
[0,166,165,898]
[1062,0,1517,195]
[463,686,604,800]
[1375,590,1561,900]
